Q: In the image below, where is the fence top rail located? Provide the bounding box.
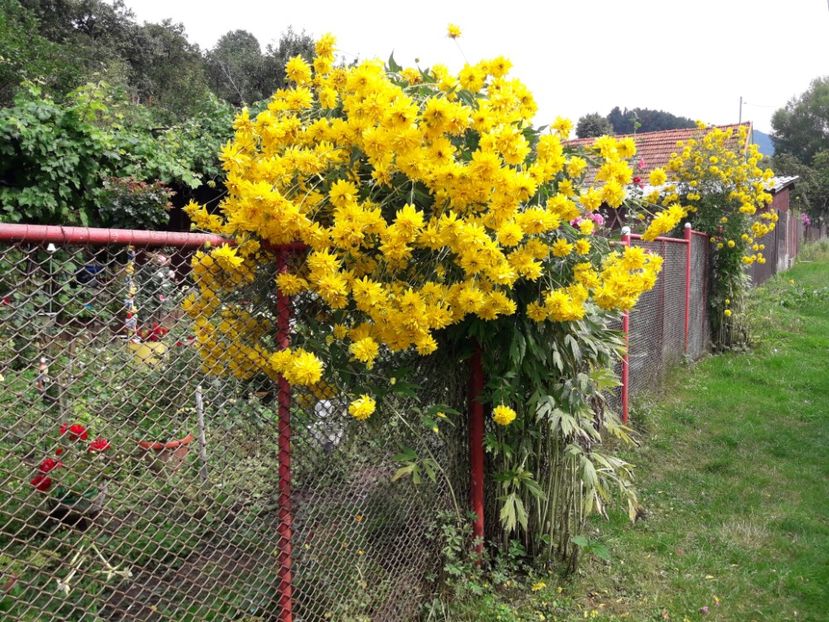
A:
[0,224,229,249]
[627,232,689,244]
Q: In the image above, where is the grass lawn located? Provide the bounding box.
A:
[546,244,829,622]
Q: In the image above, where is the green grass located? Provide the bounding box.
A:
[550,245,829,621]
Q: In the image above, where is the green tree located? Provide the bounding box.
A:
[261,27,316,96]
[771,76,829,164]
[575,112,613,138]
[607,106,696,134]
[772,77,829,220]
[206,30,266,106]
[123,20,211,122]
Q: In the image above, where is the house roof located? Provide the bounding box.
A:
[566,122,753,177]
[766,175,798,193]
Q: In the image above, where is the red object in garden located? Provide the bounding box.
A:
[88,437,111,453]
[468,344,485,556]
[275,248,295,622]
[684,223,692,353]
[0,223,230,249]
[38,457,62,473]
[55,448,64,456]
[136,433,194,451]
[139,322,169,342]
[620,230,631,424]
[61,423,89,441]
[30,474,53,492]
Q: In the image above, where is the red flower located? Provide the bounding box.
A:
[1,296,10,305]
[31,474,53,492]
[61,423,89,441]
[88,437,111,453]
[38,457,62,473]
[55,447,64,456]
[633,176,643,187]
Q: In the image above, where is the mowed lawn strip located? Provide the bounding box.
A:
[557,247,829,622]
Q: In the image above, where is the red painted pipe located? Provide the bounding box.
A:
[620,230,631,424]
[683,224,692,354]
[0,223,228,248]
[275,248,294,622]
[468,344,485,555]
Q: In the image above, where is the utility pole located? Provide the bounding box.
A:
[738,95,743,124]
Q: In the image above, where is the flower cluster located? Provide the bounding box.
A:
[183,33,670,422]
[646,123,776,263]
[30,423,110,495]
[642,122,776,346]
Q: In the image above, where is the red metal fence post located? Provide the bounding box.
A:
[468,344,485,555]
[275,248,294,622]
[620,228,631,423]
[683,223,692,354]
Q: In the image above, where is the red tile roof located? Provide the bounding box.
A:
[566,122,752,176]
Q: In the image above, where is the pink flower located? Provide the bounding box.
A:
[633,176,643,188]
[88,437,111,453]
[38,457,62,473]
[590,213,605,227]
[30,474,53,492]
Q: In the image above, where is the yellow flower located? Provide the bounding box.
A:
[552,239,574,258]
[349,337,380,368]
[447,23,461,39]
[285,55,312,85]
[276,273,308,296]
[531,581,546,592]
[724,309,732,317]
[649,168,668,187]
[727,240,736,248]
[551,117,573,138]
[349,395,376,420]
[284,349,324,386]
[492,404,517,426]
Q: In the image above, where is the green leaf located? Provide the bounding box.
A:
[387,52,402,73]
[592,544,611,561]
[571,535,588,548]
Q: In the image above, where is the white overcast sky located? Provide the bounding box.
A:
[123,0,828,134]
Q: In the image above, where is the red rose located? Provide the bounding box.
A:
[38,457,62,473]
[31,474,53,492]
[61,423,88,441]
[88,437,111,453]
[55,448,64,456]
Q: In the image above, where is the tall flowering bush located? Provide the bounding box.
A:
[184,33,670,565]
[639,123,776,347]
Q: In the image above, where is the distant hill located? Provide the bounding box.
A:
[752,129,775,157]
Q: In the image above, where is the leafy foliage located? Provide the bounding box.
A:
[607,106,696,134]
[771,76,829,221]
[0,82,232,226]
[575,112,613,138]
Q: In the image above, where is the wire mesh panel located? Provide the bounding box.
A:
[688,234,711,360]
[659,241,686,370]
[0,239,465,621]
[626,240,664,399]
[751,225,778,285]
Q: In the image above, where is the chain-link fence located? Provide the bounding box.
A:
[0,227,466,621]
[1,219,821,620]
[622,229,710,406]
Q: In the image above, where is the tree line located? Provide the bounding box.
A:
[0,0,315,228]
